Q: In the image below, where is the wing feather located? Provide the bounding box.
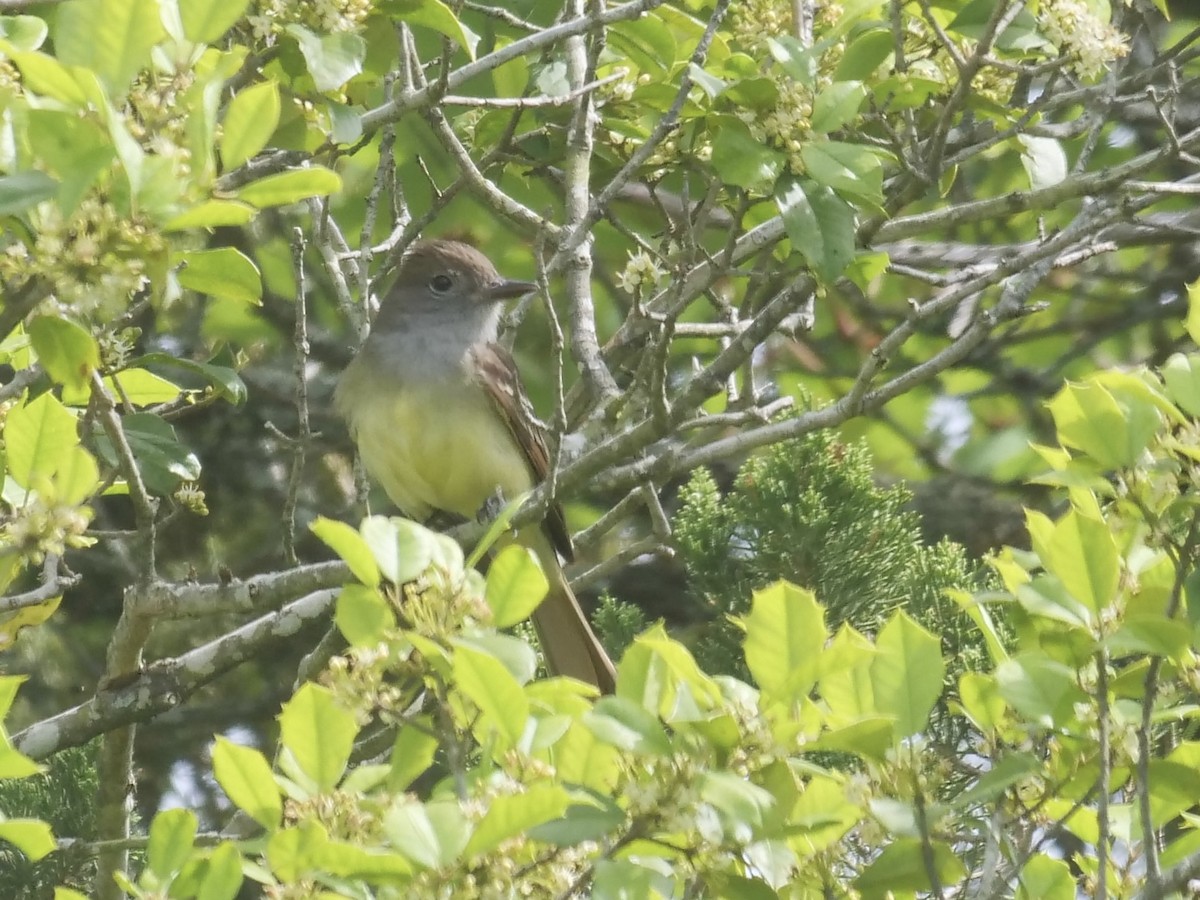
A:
[471,343,574,563]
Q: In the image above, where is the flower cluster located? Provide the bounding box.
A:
[247,0,373,39]
[1039,0,1130,81]
[1,493,94,565]
[728,0,792,55]
[616,249,666,295]
[0,197,164,318]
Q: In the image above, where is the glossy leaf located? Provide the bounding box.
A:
[464,784,572,856]
[741,581,826,700]
[148,807,198,880]
[775,176,856,282]
[336,583,395,646]
[197,841,243,900]
[485,544,548,628]
[54,0,164,95]
[711,117,785,192]
[311,516,381,587]
[870,611,944,737]
[5,392,77,488]
[381,0,479,59]
[359,516,434,586]
[0,171,59,215]
[28,316,99,394]
[211,737,282,828]
[811,81,866,133]
[180,0,251,44]
[177,247,263,305]
[453,642,529,748]
[855,838,966,898]
[0,819,55,862]
[278,683,358,791]
[221,81,281,170]
[287,25,366,92]
[236,166,343,207]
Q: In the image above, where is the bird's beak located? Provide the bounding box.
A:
[486,279,537,301]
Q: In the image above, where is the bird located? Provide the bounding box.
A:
[335,239,617,692]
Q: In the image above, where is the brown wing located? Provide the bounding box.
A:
[471,343,575,563]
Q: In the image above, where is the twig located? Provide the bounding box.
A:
[280,227,313,567]
[0,555,79,613]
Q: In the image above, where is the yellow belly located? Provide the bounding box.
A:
[342,376,534,521]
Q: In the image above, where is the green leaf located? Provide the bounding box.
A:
[287,25,366,91]
[388,725,439,791]
[1162,352,1200,417]
[870,611,944,737]
[775,176,856,283]
[0,171,59,216]
[5,392,77,488]
[177,248,263,305]
[197,841,243,900]
[834,28,893,80]
[381,0,480,60]
[953,752,1041,808]
[235,166,343,207]
[452,642,529,748]
[1047,381,1160,469]
[811,81,866,133]
[0,743,43,779]
[126,352,247,405]
[221,81,281,170]
[1106,615,1193,660]
[383,798,470,869]
[485,545,549,628]
[766,34,817,88]
[855,839,966,898]
[800,139,883,202]
[10,51,91,106]
[25,109,114,214]
[1029,507,1119,616]
[54,0,165,96]
[700,770,775,838]
[310,516,381,587]
[359,516,434,586]
[740,581,826,701]
[527,793,626,845]
[609,14,676,74]
[711,117,785,192]
[180,0,251,44]
[278,683,358,791]
[1186,279,1200,346]
[995,652,1086,727]
[0,15,47,51]
[93,412,200,494]
[336,583,395,646]
[148,807,198,880]
[28,316,100,393]
[266,821,329,882]
[0,819,55,862]
[164,200,257,230]
[583,696,673,755]
[957,671,1006,732]
[100,369,184,406]
[211,737,282,829]
[464,784,572,856]
[1016,853,1075,900]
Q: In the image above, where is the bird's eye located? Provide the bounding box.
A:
[429,274,454,294]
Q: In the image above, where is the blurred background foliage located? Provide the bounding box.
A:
[0,0,1198,891]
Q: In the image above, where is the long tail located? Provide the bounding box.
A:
[527,535,617,693]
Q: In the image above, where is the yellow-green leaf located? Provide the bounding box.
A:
[221,81,281,170]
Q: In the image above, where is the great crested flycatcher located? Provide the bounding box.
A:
[335,239,617,693]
